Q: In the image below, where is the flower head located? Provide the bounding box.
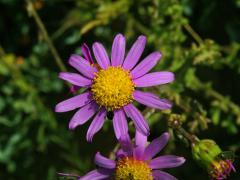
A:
[55,34,174,141]
[60,132,185,180]
[192,139,236,179]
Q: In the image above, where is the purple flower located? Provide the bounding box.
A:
[60,132,185,180]
[55,34,174,141]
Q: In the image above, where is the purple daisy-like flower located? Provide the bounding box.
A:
[60,132,185,180]
[55,34,174,141]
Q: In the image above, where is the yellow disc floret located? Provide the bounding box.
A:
[91,66,134,110]
[115,157,153,180]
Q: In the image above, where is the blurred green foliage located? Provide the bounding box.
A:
[0,0,240,179]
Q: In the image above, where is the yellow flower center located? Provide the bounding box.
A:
[115,157,153,180]
[91,66,135,110]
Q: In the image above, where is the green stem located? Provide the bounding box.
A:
[168,114,199,145]
[177,127,199,145]
[25,0,67,72]
[184,24,203,45]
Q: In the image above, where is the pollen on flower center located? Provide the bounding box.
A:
[91,66,135,110]
[115,157,153,180]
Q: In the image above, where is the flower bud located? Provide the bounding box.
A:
[192,139,235,179]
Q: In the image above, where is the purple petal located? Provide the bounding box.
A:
[123,103,149,136]
[119,134,133,156]
[69,102,99,130]
[133,90,172,110]
[131,52,162,79]
[86,108,107,142]
[135,130,147,148]
[144,132,170,160]
[59,72,92,87]
[116,149,128,159]
[94,152,116,169]
[133,72,174,87]
[113,109,128,139]
[55,91,92,112]
[80,168,113,180]
[92,42,110,69]
[152,170,177,180]
[133,131,147,160]
[149,155,185,169]
[111,34,126,66]
[81,43,94,64]
[122,35,147,70]
[69,54,97,79]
